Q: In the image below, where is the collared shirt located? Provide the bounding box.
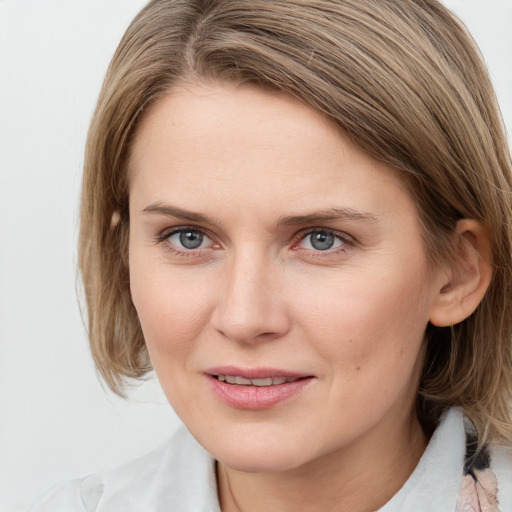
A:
[32,409,512,512]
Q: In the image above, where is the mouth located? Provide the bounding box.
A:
[205,368,314,409]
[215,375,302,387]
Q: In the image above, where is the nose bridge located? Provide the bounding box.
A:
[212,244,289,343]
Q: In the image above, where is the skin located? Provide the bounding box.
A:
[128,82,458,512]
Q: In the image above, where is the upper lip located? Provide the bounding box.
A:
[205,366,312,380]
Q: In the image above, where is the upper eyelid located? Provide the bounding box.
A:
[159,225,211,239]
[294,227,355,244]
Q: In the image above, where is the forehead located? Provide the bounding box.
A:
[130,82,346,176]
[128,82,419,234]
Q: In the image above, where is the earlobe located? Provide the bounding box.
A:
[111,210,121,230]
[429,219,493,327]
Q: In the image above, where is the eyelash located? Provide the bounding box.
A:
[155,227,218,258]
[292,229,355,257]
[155,226,355,258]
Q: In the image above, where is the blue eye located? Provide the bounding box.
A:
[299,230,345,251]
[167,229,209,250]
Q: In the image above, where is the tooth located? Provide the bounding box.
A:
[251,378,273,387]
[220,375,301,386]
[235,376,252,385]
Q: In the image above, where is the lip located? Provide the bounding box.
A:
[204,366,315,410]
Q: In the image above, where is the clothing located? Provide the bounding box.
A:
[32,409,512,512]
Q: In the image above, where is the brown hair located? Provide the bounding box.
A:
[79,0,512,445]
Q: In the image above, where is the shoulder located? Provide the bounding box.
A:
[31,428,219,512]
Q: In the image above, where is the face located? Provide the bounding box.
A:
[128,83,445,474]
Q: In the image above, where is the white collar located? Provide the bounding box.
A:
[379,408,464,511]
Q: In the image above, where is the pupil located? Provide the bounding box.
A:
[179,230,203,249]
[311,231,334,250]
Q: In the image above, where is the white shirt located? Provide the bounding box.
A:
[31,409,512,511]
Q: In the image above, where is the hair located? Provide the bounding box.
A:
[79,0,512,447]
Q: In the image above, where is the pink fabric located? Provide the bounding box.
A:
[457,468,499,512]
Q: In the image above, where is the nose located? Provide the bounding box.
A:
[210,250,291,344]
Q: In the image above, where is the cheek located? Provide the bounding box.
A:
[293,273,431,436]
[129,255,213,359]
[130,265,213,411]
[295,265,432,375]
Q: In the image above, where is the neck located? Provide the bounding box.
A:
[217,411,427,512]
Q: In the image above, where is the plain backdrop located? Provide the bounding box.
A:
[0,1,510,511]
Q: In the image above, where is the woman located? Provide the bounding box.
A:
[33,0,512,510]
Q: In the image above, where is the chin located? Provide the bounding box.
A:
[193,423,321,474]
[217,445,310,474]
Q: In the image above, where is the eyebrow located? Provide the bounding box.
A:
[142,202,378,227]
[277,208,379,226]
[142,203,378,227]
[142,203,214,224]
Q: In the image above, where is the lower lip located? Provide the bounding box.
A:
[206,375,314,410]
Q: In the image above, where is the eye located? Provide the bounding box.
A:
[166,228,212,250]
[297,229,349,251]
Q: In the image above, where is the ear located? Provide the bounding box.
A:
[429,219,493,327]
